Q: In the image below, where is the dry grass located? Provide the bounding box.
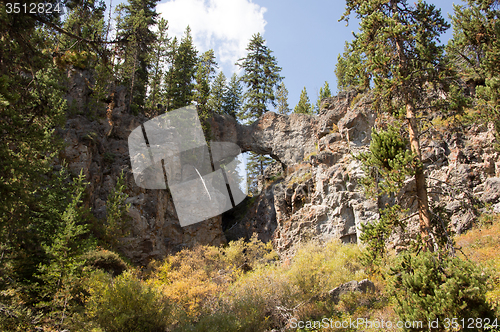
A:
[455,212,500,312]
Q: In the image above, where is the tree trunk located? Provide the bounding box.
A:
[128,48,138,113]
[391,0,434,250]
[406,102,433,250]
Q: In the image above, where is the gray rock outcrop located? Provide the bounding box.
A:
[61,70,500,263]
[329,279,376,304]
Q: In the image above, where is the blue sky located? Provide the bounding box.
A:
[150,0,459,112]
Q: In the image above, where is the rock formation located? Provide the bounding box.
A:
[61,70,500,263]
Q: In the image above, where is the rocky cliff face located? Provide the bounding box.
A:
[61,70,500,263]
[61,72,226,265]
[212,90,500,258]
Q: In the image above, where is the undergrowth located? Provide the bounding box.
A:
[17,214,498,332]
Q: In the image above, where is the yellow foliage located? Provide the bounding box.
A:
[330,123,339,134]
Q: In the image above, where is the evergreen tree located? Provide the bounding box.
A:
[194,49,218,115]
[146,17,170,115]
[447,0,500,140]
[223,73,243,118]
[0,7,67,302]
[335,41,369,91]
[163,36,178,111]
[116,0,159,114]
[208,71,227,114]
[245,152,273,195]
[341,0,452,250]
[165,26,198,111]
[315,81,332,113]
[236,33,283,123]
[59,0,107,58]
[275,82,290,115]
[294,87,313,114]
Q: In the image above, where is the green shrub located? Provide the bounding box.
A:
[85,270,171,332]
[83,249,128,276]
[390,251,496,331]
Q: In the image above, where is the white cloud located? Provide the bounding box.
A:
[156,0,267,73]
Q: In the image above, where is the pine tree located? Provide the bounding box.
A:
[116,0,159,114]
[1,9,68,296]
[357,125,416,266]
[223,73,243,118]
[294,87,313,114]
[245,152,273,195]
[315,81,332,113]
[60,0,107,58]
[447,0,500,140]
[335,41,369,91]
[341,0,452,250]
[275,82,290,115]
[146,17,170,115]
[208,71,227,114]
[237,33,283,123]
[165,26,198,111]
[194,49,218,115]
[163,36,178,111]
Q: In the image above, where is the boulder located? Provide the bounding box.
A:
[329,279,376,304]
[481,177,500,203]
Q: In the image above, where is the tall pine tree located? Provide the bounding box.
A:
[146,17,170,115]
[165,26,198,111]
[223,73,242,118]
[340,0,451,250]
[194,49,218,115]
[335,41,370,91]
[236,33,283,123]
[447,0,500,140]
[208,71,227,115]
[116,0,159,114]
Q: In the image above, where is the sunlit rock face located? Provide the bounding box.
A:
[61,72,500,263]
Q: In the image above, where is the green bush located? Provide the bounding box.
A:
[85,270,171,332]
[390,251,496,331]
[83,249,128,276]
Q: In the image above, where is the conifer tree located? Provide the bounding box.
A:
[246,153,273,195]
[447,0,500,139]
[165,26,198,111]
[294,87,313,114]
[208,71,227,114]
[236,33,283,123]
[194,49,218,115]
[276,82,290,115]
[146,17,170,115]
[340,0,451,250]
[116,0,159,114]
[335,41,369,91]
[223,73,243,118]
[0,8,105,322]
[163,36,178,111]
[60,0,107,57]
[315,81,332,113]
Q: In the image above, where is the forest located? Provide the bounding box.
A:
[1,0,500,331]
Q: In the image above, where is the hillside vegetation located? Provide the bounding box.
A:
[2,0,500,330]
